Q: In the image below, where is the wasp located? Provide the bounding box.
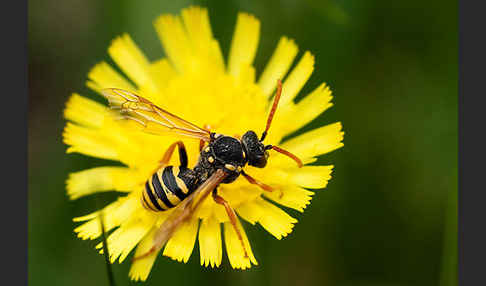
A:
[101,80,302,260]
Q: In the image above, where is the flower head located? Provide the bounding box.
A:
[63,6,344,281]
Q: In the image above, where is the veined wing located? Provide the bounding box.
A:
[132,169,227,261]
[101,88,211,141]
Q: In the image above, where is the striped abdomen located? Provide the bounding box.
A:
[141,166,198,212]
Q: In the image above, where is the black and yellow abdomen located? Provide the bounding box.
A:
[141,166,199,212]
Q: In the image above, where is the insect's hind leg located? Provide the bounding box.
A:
[160,141,188,168]
[212,188,249,258]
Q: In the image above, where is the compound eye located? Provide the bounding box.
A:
[252,153,267,168]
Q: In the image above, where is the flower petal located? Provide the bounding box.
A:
[129,227,161,281]
[154,13,192,73]
[263,185,315,212]
[64,94,109,128]
[289,165,334,189]
[258,36,298,97]
[228,12,260,79]
[198,217,222,267]
[162,216,199,263]
[66,167,141,200]
[277,82,333,135]
[238,198,297,240]
[96,209,157,263]
[86,61,136,94]
[73,194,140,240]
[279,51,314,106]
[62,122,119,160]
[281,122,344,159]
[181,6,225,72]
[223,219,258,269]
[108,34,158,92]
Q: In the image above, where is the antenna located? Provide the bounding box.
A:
[260,79,283,141]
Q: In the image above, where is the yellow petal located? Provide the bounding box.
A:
[243,198,297,240]
[129,227,161,281]
[86,61,136,94]
[263,185,315,212]
[279,51,314,106]
[66,167,140,200]
[198,217,222,267]
[108,34,157,92]
[281,122,344,159]
[228,12,260,79]
[289,165,334,189]
[154,14,192,73]
[277,82,333,135]
[181,6,225,72]
[62,122,118,160]
[149,58,176,93]
[96,210,157,263]
[223,218,258,269]
[258,36,298,97]
[162,216,199,263]
[73,194,140,239]
[64,94,109,128]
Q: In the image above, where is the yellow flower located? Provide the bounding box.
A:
[63,6,344,281]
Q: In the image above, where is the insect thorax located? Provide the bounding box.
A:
[194,135,246,184]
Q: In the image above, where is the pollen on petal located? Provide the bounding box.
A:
[162,216,199,263]
[228,12,260,79]
[258,36,299,97]
[223,219,258,269]
[66,167,139,200]
[198,217,223,267]
[108,34,157,92]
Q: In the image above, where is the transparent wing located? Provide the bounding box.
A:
[101,88,211,141]
[133,169,228,261]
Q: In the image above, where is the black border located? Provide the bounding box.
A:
[7,0,27,284]
[459,1,485,285]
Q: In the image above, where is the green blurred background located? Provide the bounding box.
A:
[28,0,457,285]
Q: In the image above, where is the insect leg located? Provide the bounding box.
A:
[200,124,212,151]
[212,188,249,258]
[241,170,283,198]
[160,141,188,168]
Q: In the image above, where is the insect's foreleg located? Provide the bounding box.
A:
[241,171,283,198]
[160,141,188,168]
[212,188,249,258]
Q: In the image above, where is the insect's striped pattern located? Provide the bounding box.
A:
[141,166,195,212]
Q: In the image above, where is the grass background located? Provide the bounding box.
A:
[28,0,457,285]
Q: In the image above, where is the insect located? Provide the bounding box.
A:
[101,80,302,260]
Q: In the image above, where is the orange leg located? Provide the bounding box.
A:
[199,139,205,152]
[212,189,249,258]
[241,171,283,198]
[159,141,188,168]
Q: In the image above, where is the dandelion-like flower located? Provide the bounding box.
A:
[63,6,344,281]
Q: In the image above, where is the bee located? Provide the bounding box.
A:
[101,80,302,260]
